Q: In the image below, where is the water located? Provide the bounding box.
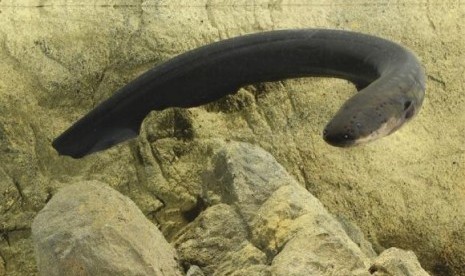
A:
[0,1,463,275]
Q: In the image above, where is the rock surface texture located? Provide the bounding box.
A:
[173,141,428,275]
[0,1,464,275]
[31,181,182,276]
[369,248,430,276]
[31,142,429,276]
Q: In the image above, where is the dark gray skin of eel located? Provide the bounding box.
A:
[52,29,426,159]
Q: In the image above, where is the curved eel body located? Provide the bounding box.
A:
[52,29,426,158]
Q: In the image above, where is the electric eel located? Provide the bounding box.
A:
[52,29,426,159]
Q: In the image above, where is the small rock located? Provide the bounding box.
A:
[32,181,182,276]
[186,265,205,276]
[369,248,430,276]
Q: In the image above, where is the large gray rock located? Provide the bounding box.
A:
[31,181,182,276]
[211,142,371,275]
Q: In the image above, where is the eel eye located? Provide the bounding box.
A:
[403,100,415,119]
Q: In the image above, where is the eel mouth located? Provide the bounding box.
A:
[323,115,404,147]
[322,129,357,147]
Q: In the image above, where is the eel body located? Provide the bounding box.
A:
[52,29,426,158]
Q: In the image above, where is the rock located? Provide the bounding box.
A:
[337,215,378,258]
[175,203,256,275]
[216,242,269,276]
[186,265,205,276]
[31,181,182,276]
[369,248,430,276]
[210,140,296,224]
[175,141,376,275]
[173,141,431,275]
